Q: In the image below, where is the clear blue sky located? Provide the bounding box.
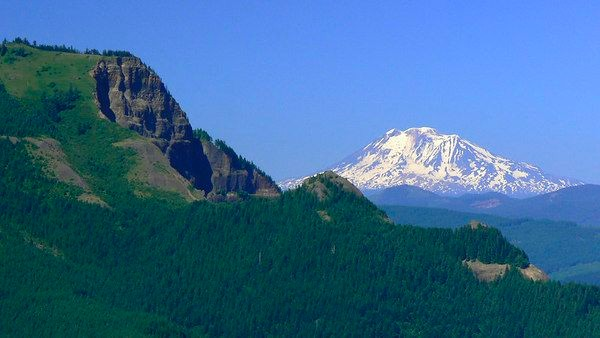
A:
[3,1,600,183]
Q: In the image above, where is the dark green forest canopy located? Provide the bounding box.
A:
[2,42,600,336]
[2,136,600,336]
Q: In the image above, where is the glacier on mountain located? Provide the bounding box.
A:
[279,127,582,196]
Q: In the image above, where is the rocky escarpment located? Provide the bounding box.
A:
[201,140,279,197]
[92,57,279,198]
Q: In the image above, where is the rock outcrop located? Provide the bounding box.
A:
[520,264,550,282]
[464,259,550,283]
[92,57,279,198]
[469,220,489,230]
[201,140,280,197]
[463,260,509,282]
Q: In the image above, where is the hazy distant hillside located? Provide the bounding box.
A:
[496,184,600,226]
[372,184,600,227]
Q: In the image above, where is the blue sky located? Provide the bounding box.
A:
[3,1,600,182]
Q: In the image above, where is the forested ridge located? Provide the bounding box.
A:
[2,42,600,337]
[3,137,600,336]
[381,204,600,284]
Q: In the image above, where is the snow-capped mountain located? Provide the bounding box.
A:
[279,127,583,196]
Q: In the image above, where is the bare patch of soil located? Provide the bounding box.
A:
[26,137,89,189]
[520,264,549,282]
[469,220,489,230]
[77,193,109,208]
[464,259,549,282]
[317,210,332,222]
[464,260,508,282]
[24,137,108,207]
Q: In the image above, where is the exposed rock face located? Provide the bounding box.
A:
[92,58,189,143]
[464,259,550,283]
[201,140,279,197]
[92,57,279,198]
[469,220,489,230]
[520,264,549,282]
[464,260,509,282]
[92,57,213,193]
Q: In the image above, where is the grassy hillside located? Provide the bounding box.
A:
[3,42,600,336]
[0,43,190,205]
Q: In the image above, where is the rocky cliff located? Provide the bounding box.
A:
[92,57,279,198]
[201,140,280,197]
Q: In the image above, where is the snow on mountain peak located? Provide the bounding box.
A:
[279,127,583,196]
[406,126,438,133]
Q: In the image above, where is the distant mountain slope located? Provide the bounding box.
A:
[496,184,600,225]
[370,184,516,211]
[369,184,444,207]
[280,127,582,196]
[372,184,600,227]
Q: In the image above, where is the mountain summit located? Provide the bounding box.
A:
[280,127,581,196]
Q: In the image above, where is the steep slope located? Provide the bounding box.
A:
[0,42,279,202]
[114,138,204,201]
[92,57,280,198]
[200,138,280,197]
[281,127,581,196]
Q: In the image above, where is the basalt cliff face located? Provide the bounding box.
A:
[201,140,280,197]
[92,57,279,198]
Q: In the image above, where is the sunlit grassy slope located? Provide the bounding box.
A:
[0,44,187,205]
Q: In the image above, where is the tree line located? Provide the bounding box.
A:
[4,37,133,57]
